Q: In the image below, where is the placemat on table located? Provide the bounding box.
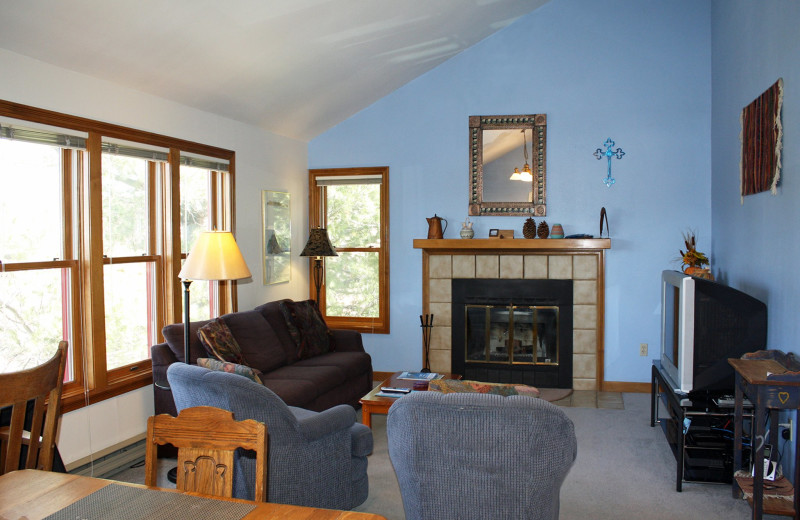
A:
[44,483,255,520]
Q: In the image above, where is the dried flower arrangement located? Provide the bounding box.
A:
[679,231,709,274]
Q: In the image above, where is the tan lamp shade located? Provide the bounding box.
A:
[179,230,251,281]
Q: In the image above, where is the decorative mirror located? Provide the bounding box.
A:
[262,190,291,284]
[469,114,547,216]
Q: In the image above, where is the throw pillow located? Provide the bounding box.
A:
[197,317,248,365]
[278,299,334,359]
[197,357,262,384]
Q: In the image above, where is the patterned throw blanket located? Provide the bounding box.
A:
[428,379,540,398]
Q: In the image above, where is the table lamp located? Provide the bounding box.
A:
[300,227,337,303]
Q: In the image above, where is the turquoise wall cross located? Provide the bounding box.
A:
[593,138,625,187]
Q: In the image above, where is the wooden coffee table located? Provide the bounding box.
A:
[359,371,461,428]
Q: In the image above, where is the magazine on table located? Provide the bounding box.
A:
[397,371,444,381]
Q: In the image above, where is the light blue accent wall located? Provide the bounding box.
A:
[711,0,800,354]
[310,0,712,382]
[711,0,800,478]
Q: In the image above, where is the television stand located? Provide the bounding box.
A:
[651,361,752,491]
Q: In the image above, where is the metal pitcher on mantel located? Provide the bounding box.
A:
[427,214,447,239]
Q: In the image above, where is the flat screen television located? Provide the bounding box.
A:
[660,270,767,395]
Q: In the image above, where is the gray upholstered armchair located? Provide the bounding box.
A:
[387,391,577,520]
[166,363,372,509]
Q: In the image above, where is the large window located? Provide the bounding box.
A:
[309,167,389,333]
[0,101,237,411]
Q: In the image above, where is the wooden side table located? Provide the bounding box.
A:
[359,372,461,428]
[729,357,800,519]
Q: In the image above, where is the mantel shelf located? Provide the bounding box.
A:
[413,238,611,253]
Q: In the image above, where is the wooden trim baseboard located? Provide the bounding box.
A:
[601,381,650,393]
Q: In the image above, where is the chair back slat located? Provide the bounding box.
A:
[145,406,268,502]
[0,341,68,475]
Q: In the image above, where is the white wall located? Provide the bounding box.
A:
[0,49,309,465]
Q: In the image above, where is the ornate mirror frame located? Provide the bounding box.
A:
[469,114,547,216]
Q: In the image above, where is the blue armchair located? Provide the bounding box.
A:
[166,363,372,509]
[387,391,577,520]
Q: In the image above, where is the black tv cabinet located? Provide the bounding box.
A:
[651,361,752,491]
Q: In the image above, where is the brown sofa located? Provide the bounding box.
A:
[151,299,373,417]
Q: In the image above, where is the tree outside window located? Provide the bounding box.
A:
[309,167,389,334]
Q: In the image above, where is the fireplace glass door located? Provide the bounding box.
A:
[465,305,559,366]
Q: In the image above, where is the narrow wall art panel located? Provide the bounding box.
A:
[740,78,783,200]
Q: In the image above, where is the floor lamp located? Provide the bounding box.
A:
[167,230,250,482]
[300,228,337,303]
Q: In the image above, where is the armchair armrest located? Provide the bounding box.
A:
[291,404,357,442]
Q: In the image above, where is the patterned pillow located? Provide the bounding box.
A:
[278,299,333,359]
[197,357,262,384]
[197,317,247,365]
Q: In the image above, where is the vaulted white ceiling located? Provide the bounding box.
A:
[0,0,550,141]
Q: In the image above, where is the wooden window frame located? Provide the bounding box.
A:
[0,99,237,412]
[309,167,390,334]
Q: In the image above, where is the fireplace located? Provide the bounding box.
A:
[452,279,573,388]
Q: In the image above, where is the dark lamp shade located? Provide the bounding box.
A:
[300,228,338,258]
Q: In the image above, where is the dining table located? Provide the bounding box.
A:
[0,469,388,520]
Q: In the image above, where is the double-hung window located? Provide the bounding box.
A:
[0,100,237,410]
[309,167,389,334]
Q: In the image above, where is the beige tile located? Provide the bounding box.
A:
[430,326,451,351]
[573,256,598,280]
[500,255,523,279]
[524,255,548,279]
[429,279,452,303]
[597,392,625,409]
[429,302,452,327]
[569,389,598,407]
[548,256,573,279]
[573,280,597,305]
[429,350,451,374]
[573,304,597,329]
[452,255,476,278]
[572,378,597,391]
[573,353,596,379]
[429,255,452,279]
[476,255,499,278]
[573,329,596,354]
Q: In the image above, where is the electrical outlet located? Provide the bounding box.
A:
[640,343,648,356]
[781,419,794,442]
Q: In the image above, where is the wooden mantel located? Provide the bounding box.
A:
[413,237,612,391]
[413,238,611,252]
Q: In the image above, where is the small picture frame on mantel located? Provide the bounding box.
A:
[488,229,514,239]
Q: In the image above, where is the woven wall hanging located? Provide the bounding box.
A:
[740,78,783,202]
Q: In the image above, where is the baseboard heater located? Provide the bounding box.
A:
[69,439,146,479]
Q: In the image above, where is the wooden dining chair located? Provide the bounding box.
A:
[145,406,268,501]
[0,341,68,475]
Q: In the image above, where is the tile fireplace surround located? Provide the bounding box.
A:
[413,238,611,391]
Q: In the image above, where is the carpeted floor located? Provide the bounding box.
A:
[114,392,784,519]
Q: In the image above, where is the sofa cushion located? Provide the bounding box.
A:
[197,357,263,384]
[261,364,346,399]
[162,319,212,364]
[292,352,372,380]
[222,310,287,373]
[278,299,334,359]
[197,317,247,364]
